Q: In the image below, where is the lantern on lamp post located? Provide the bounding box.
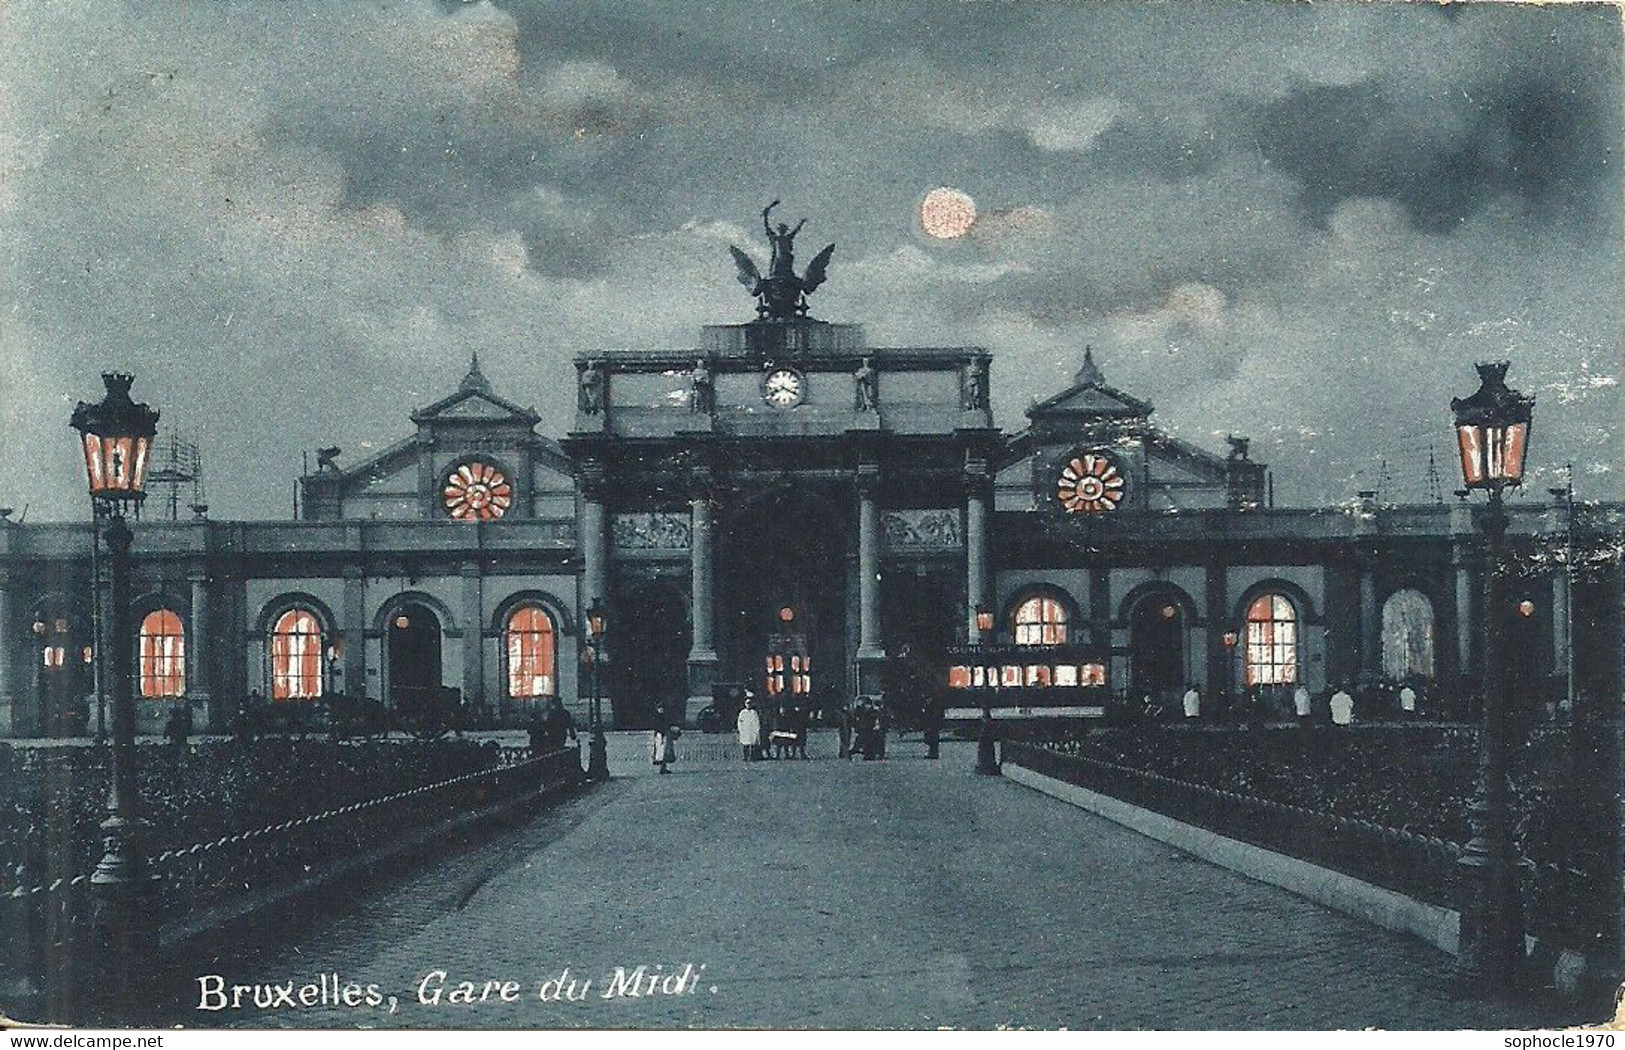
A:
[1450,360,1534,993]
[583,600,609,782]
[69,371,159,1022]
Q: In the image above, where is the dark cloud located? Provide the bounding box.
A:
[0,0,1617,520]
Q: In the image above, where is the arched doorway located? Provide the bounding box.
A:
[386,602,443,712]
[1129,595,1186,701]
[718,484,850,722]
[612,581,689,730]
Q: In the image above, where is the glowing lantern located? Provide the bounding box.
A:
[70,373,159,504]
[1451,362,1533,491]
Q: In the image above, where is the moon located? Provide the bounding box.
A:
[919,187,977,239]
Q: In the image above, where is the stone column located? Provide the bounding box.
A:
[686,491,719,718]
[582,494,607,614]
[855,466,885,695]
[1547,491,1572,704]
[0,574,12,737]
[460,561,485,714]
[1359,552,1381,684]
[342,567,366,698]
[965,485,989,643]
[1204,561,1228,708]
[1089,566,1111,650]
[188,573,212,730]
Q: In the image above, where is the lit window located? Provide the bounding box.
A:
[1245,594,1298,686]
[444,461,513,521]
[1001,665,1021,687]
[271,609,325,700]
[1081,663,1107,687]
[1013,595,1068,646]
[42,646,65,669]
[947,666,971,688]
[139,609,186,698]
[1054,664,1078,687]
[505,605,556,698]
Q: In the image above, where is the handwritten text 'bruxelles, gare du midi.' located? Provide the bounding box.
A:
[195,966,712,1014]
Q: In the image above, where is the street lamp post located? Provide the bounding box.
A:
[974,604,999,775]
[584,600,609,781]
[70,372,159,1023]
[1222,631,1239,723]
[1450,360,1534,993]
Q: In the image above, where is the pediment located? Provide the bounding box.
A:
[411,388,540,426]
[1028,381,1151,421]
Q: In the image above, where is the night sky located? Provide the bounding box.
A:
[1,0,1619,520]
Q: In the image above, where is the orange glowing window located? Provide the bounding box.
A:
[139,609,186,698]
[270,609,324,700]
[505,605,556,698]
[1013,596,1068,646]
[444,461,512,521]
[1245,594,1298,686]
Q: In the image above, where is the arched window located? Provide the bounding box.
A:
[270,609,324,700]
[505,605,556,698]
[1245,594,1298,686]
[1013,595,1068,646]
[1382,589,1435,681]
[139,609,186,698]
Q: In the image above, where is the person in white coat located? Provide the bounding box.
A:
[737,695,762,762]
[1182,683,1201,721]
[1329,685,1355,726]
[1293,684,1312,726]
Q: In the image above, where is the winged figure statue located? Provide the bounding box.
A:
[729,200,836,320]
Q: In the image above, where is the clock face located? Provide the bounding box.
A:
[763,368,805,407]
[1057,452,1125,513]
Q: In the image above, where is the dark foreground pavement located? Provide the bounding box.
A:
[192,733,1571,1030]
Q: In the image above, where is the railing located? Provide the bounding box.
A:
[1004,741,1464,908]
[0,744,583,1024]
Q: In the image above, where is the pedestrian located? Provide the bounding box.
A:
[1182,682,1201,721]
[1293,683,1312,727]
[541,696,577,752]
[737,694,762,761]
[651,703,679,775]
[838,700,854,759]
[788,704,810,759]
[923,692,944,759]
[1330,683,1355,726]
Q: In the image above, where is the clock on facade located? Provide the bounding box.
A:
[1056,452,1125,513]
[762,367,805,408]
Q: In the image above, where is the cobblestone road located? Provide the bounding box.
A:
[200,732,1571,1030]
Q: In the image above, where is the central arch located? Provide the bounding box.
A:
[717,482,851,719]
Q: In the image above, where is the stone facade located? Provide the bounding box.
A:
[0,319,1618,737]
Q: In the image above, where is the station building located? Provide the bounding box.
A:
[0,277,1618,736]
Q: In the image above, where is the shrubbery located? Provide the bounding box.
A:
[0,737,505,891]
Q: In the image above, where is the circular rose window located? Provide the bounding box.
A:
[1057,453,1125,513]
[444,462,512,521]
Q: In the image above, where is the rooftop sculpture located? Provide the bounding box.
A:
[729,200,836,321]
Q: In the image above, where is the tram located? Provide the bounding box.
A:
[941,643,1111,723]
